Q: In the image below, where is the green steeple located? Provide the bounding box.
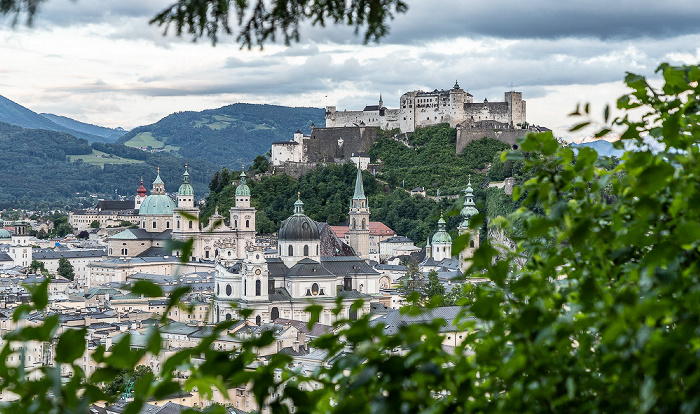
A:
[294,192,304,215]
[151,167,166,195]
[178,165,194,196]
[432,212,452,244]
[235,167,251,196]
[352,166,366,200]
[460,176,479,228]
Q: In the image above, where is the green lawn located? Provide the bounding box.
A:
[124,132,164,149]
[71,150,145,168]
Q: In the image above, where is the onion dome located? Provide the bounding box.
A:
[278,194,319,241]
[0,228,11,239]
[235,168,251,196]
[432,213,452,244]
[460,176,479,228]
[136,177,147,197]
[139,168,175,215]
[178,165,194,196]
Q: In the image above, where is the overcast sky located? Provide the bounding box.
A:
[1,0,698,139]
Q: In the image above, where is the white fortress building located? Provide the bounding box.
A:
[325,81,526,133]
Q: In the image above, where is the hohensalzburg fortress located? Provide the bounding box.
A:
[325,81,526,133]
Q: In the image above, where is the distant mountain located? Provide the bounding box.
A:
[41,113,126,142]
[0,122,219,209]
[117,103,326,168]
[569,140,624,158]
[0,94,118,143]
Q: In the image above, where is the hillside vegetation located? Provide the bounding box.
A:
[202,124,523,244]
[117,103,325,168]
[0,122,219,209]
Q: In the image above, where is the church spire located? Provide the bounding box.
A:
[353,166,366,201]
[294,192,305,215]
[151,167,166,195]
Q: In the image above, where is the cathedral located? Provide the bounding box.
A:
[107,166,256,261]
[211,166,380,325]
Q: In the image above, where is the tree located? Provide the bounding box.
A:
[77,230,90,239]
[423,269,445,300]
[396,260,425,301]
[90,220,100,229]
[29,259,47,275]
[103,365,153,399]
[57,257,74,280]
[2,0,408,48]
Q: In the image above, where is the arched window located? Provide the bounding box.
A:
[226,284,232,296]
[166,221,170,229]
[311,283,319,295]
[352,218,356,229]
[470,240,475,248]
[244,279,247,296]
[234,220,238,228]
[176,220,180,229]
[225,313,232,321]
[271,307,279,321]
[255,315,261,326]
[362,218,366,229]
[246,219,250,228]
[304,245,309,256]
[316,245,319,255]
[288,245,293,256]
[255,280,261,296]
[189,220,193,229]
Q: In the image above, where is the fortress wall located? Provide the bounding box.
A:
[304,127,378,163]
[456,128,529,154]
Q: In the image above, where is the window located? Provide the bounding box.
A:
[470,240,475,248]
[205,251,210,259]
[166,221,170,228]
[189,220,193,229]
[226,284,232,296]
[234,220,238,228]
[246,219,250,228]
[152,221,157,229]
[288,245,293,256]
[255,279,261,296]
[312,283,319,296]
[304,245,309,256]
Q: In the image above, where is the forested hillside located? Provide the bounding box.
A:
[0,122,219,209]
[117,103,325,168]
[41,113,125,142]
[201,124,528,244]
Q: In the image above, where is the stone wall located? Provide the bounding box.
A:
[304,127,378,163]
[456,128,530,154]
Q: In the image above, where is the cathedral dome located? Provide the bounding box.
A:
[432,215,452,244]
[0,228,11,239]
[235,170,251,196]
[278,198,319,241]
[139,168,175,215]
[139,194,176,215]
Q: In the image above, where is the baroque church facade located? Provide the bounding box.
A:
[107,167,256,261]
[212,167,379,325]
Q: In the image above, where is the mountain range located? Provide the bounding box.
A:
[0,94,126,143]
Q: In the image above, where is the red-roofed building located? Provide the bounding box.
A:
[330,222,396,262]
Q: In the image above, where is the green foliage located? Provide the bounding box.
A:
[29,259,47,275]
[424,270,445,300]
[90,220,100,228]
[57,257,74,280]
[103,365,153,399]
[396,260,425,301]
[0,123,220,209]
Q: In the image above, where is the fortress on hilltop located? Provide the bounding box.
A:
[325,81,527,133]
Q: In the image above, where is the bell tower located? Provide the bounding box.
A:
[347,166,370,260]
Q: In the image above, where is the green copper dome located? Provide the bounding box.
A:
[235,170,251,196]
[178,166,194,196]
[140,168,175,215]
[139,194,176,215]
[432,214,452,244]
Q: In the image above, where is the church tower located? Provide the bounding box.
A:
[173,165,199,237]
[229,168,257,257]
[347,166,370,260]
[431,213,453,262]
[135,177,147,208]
[458,177,480,272]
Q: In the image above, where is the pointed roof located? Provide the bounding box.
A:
[136,177,147,197]
[459,176,479,228]
[153,167,164,185]
[178,165,194,196]
[235,166,250,196]
[352,166,366,200]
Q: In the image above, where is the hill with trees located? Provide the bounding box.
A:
[116,103,326,169]
[0,122,219,209]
